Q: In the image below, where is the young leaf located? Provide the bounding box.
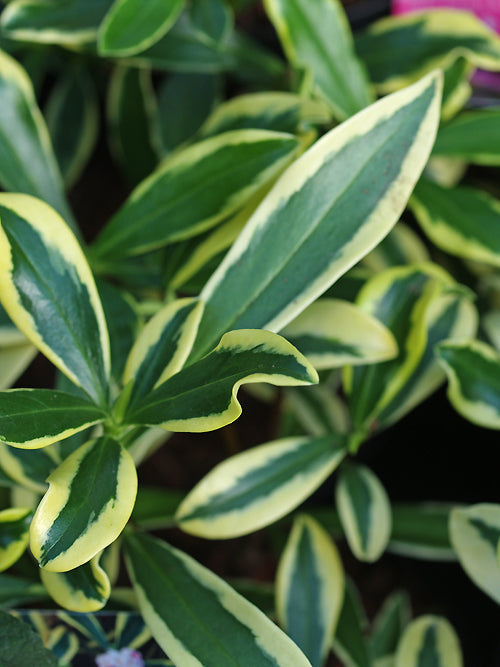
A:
[437,340,500,429]
[335,462,392,562]
[264,0,373,119]
[98,0,184,57]
[41,554,110,612]
[0,611,58,666]
[30,436,137,572]
[176,434,346,538]
[0,389,106,449]
[92,128,300,260]
[394,615,463,667]
[124,531,313,667]
[432,108,500,165]
[282,298,398,370]
[0,507,32,572]
[449,504,500,604]
[193,71,442,358]
[276,514,344,667]
[0,194,111,405]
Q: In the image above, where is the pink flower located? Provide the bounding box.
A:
[95,648,145,667]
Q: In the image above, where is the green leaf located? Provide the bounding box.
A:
[0,194,111,405]
[190,0,233,44]
[124,531,313,667]
[0,389,106,449]
[394,615,463,667]
[411,178,500,267]
[30,436,137,572]
[282,298,398,370]
[362,222,430,273]
[440,56,473,122]
[1,0,113,45]
[389,504,455,561]
[449,504,500,604]
[0,337,36,391]
[333,578,371,667]
[41,554,110,612]
[264,0,372,119]
[276,514,344,667]
[0,611,58,666]
[432,108,500,165]
[370,592,411,663]
[0,49,72,223]
[126,329,318,433]
[45,66,99,189]
[355,9,500,94]
[133,486,185,529]
[192,71,442,358]
[335,462,392,562]
[92,128,299,260]
[437,340,500,429]
[0,573,47,608]
[0,507,32,572]
[98,0,184,56]
[176,434,346,538]
[0,442,55,491]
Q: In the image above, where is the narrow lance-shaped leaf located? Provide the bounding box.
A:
[0,194,111,405]
[124,531,313,667]
[125,329,318,433]
[0,389,106,450]
[276,514,345,667]
[369,591,411,664]
[92,128,299,260]
[264,0,372,119]
[335,462,392,562]
[389,504,455,561]
[432,108,500,165]
[193,71,442,358]
[176,434,346,538]
[333,578,371,667]
[0,507,32,572]
[40,554,110,612]
[98,0,185,56]
[30,436,137,572]
[437,340,500,429]
[395,615,463,667]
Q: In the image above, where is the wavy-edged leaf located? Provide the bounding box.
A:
[276,514,344,667]
[30,436,137,572]
[264,0,372,119]
[395,615,463,667]
[1,0,113,45]
[41,554,110,612]
[0,389,106,450]
[193,71,442,358]
[123,298,203,405]
[362,222,430,273]
[92,128,299,260]
[0,194,111,404]
[125,531,312,667]
[356,10,500,94]
[336,462,391,562]
[45,66,99,189]
[433,108,500,165]
[126,329,318,433]
[389,504,455,561]
[333,578,370,667]
[282,298,397,370]
[176,434,346,538]
[0,507,31,571]
[437,339,500,429]
[449,504,500,604]
[0,48,71,223]
[370,592,411,664]
[0,443,55,492]
[98,0,184,56]
[411,179,500,267]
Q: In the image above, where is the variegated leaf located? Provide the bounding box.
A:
[370,592,411,664]
[411,179,500,267]
[125,329,318,433]
[389,504,455,561]
[30,437,137,572]
[276,514,344,667]
[193,71,442,358]
[362,223,430,273]
[0,507,32,572]
[176,434,346,538]
[449,504,500,604]
[333,578,371,667]
[264,0,372,119]
[0,194,111,405]
[439,56,473,122]
[41,554,110,612]
[437,340,500,429]
[0,443,55,492]
[45,626,79,664]
[336,462,391,562]
[433,108,500,165]
[356,10,500,94]
[282,298,397,370]
[124,532,313,667]
[91,129,300,260]
[56,610,110,647]
[395,615,463,667]
[0,389,106,449]
[98,0,184,56]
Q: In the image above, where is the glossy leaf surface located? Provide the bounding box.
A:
[41,555,110,612]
